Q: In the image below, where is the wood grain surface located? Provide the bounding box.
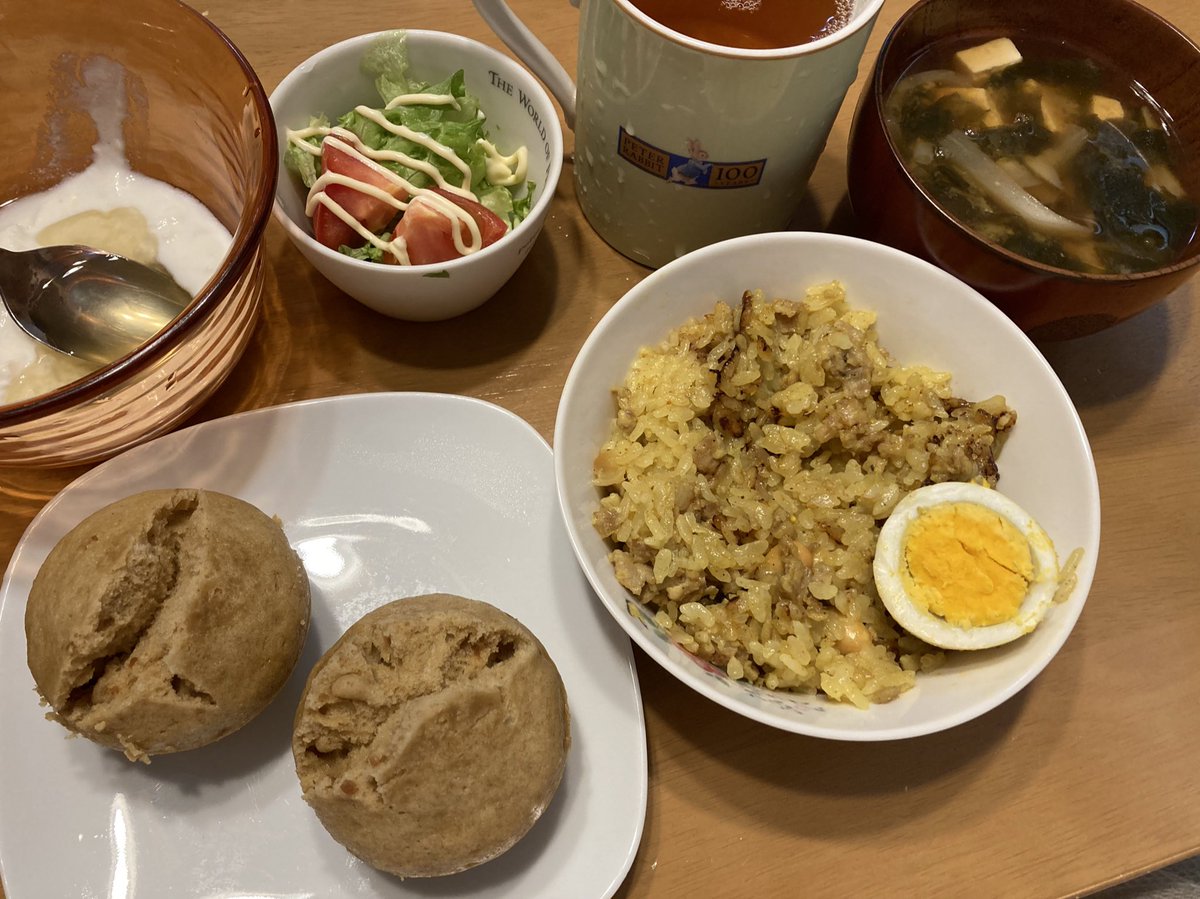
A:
[1,0,1198,896]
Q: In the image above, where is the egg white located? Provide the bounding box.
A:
[873,482,1059,650]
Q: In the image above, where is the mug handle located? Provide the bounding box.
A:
[472,0,578,129]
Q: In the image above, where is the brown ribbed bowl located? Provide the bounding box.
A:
[0,0,276,466]
[847,0,1200,341]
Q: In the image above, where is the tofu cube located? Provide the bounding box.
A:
[1090,95,1125,121]
[953,38,1024,78]
[1040,89,1079,133]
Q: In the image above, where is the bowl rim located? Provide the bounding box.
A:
[268,28,565,276]
[0,0,278,427]
[553,230,1102,740]
[867,0,1200,284]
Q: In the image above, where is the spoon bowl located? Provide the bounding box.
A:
[0,245,192,365]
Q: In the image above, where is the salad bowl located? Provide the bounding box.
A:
[271,30,563,322]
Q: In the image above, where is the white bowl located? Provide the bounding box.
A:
[270,30,562,321]
[554,232,1101,741]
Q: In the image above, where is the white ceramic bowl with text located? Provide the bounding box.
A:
[554,232,1101,740]
[271,30,562,321]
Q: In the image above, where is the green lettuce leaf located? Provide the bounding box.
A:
[362,30,413,105]
[511,181,537,225]
[282,114,329,189]
[423,71,479,123]
[341,243,387,263]
[476,184,513,223]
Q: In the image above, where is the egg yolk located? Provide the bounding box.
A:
[899,501,1033,628]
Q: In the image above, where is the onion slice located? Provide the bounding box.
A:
[939,130,1093,238]
[1041,124,1089,168]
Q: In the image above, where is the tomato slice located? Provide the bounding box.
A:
[312,138,407,251]
[386,189,509,265]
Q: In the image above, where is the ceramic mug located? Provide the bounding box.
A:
[474,0,884,267]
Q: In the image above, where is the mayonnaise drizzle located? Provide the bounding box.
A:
[289,124,474,199]
[385,92,461,111]
[285,88,528,265]
[352,105,474,187]
[478,139,529,188]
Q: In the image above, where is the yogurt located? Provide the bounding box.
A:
[0,59,233,405]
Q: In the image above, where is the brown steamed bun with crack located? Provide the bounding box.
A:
[24,488,311,763]
[292,593,571,878]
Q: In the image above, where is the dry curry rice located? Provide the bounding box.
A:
[591,283,1016,708]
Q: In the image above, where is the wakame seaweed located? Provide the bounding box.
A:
[1077,125,1199,269]
[969,113,1053,159]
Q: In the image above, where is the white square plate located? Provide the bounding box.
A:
[0,392,646,897]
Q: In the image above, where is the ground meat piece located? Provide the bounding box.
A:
[663,573,708,604]
[615,388,637,432]
[823,324,874,395]
[779,555,812,602]
[625,538,655,565]
[713,394,746,438]
[825,395,892,455]
[925,422,1001,485]
[593,505,623,538]
[611,550,652,595]
[693,432,721,475]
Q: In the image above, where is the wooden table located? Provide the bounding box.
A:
[3,0,1199,896]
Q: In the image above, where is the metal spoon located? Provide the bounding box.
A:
[0,245,192,365]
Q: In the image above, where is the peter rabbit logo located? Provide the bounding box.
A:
[616,126,766,188]
[668,138,713,186]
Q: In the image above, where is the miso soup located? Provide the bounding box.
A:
[885,36,1198,274]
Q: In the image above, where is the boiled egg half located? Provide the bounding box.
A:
[873,482,1059,650]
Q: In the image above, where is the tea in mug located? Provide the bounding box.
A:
[629,0,853,50]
